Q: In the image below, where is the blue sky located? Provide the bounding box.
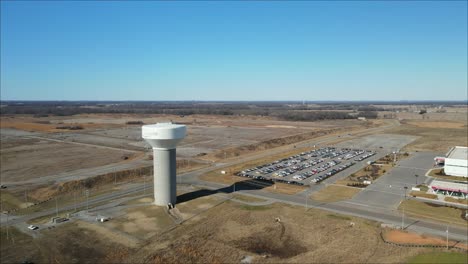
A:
[1,1,467,101]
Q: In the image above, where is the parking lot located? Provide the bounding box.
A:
[235,147,376,186]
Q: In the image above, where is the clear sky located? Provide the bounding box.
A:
[1,1,467,101]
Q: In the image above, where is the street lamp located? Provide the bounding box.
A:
[404,186,408,199]
[446,225,449,250]
[415,174,419,185]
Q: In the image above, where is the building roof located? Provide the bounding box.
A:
[430,179,468,194]
[446,146,468,160]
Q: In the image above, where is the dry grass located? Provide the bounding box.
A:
[405,121,466,129]
[232,194,267,203]
[1,140,132,182]
[0,116,120,132]
[2,197,455,264]
[444,197,468,205]
[399,200,467,226]
[106,206,174,240]
[311,185,362,203]
[409,191,438,199]
[127,202,432,264]
[427,169,468,182]
[0,222,132,264]
[387,120,468,152]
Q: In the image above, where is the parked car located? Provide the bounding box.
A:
[28,225,39,230]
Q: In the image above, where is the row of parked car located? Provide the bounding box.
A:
[311,162,355,183]
[354,152,376,161]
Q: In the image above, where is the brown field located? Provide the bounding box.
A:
[1,222,131,264]
[410,191,438,199]
[383,229,468,249]
[127,202,434,263]
[387,120,468,152]
[406,120,466,129]
[0,139,135,182]
[445,197,468,205]
[310,184,361,203]
[2,194,462,264]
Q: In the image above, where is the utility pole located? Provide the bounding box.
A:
[55,196,58,217]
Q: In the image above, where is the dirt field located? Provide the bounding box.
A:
[383,229,468,250]
[310,185,362,203]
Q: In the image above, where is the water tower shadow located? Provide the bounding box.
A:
[176,179,274,204]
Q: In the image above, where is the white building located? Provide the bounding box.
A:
[444,146,468,178]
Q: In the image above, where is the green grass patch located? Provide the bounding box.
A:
[407,252,468,264]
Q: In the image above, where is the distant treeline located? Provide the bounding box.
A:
[0,101,464,122]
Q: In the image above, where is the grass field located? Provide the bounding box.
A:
[399,200,467,226]
[310,184,362,203]
[407,252,468,264]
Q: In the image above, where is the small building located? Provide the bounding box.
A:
[444,146,468,178]
[429,179,468,199]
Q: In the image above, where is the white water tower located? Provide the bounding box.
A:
[142,123,186,206]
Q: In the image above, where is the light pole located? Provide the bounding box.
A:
[446,225,449,250]
[401,186,408,230]
[415,174,419,185]
[401,205,405,230]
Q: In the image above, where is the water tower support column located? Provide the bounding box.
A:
[153,148,177,206]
